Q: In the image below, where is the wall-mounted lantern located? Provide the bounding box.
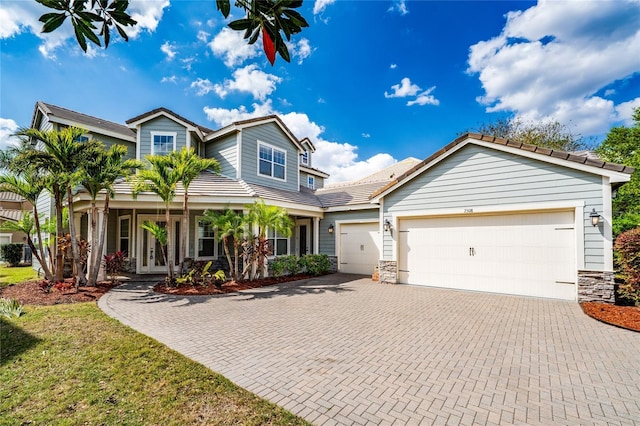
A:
[589,208,601,227]
[328,224,334,234]
[383,219,392,233]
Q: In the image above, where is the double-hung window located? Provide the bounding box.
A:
[197,219,215,258]
[301,151,309,166]
[151,132,176,156]
[307,176,315,189]
[258,142,286,180]
[118,216,130,254]
[267,228,289,256]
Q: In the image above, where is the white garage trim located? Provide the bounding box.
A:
[602,176,614,271]
[336,219,380,274]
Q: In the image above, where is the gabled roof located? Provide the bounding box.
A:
[126,107,214,137]
[300,137,316,152]
[316,158,421,208]
[371,133,635,200]
[0,209,25,222]
[300,165,330,179]
[0,192,26,202]
[32,101,135,141]
[205,115,305,152]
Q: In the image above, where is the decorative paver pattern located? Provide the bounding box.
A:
[99,274,640,425]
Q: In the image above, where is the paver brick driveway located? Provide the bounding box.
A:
[99,274,640,425]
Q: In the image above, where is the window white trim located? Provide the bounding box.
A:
[118,215,131,255]
[257,141,287,182]
[195,216,217,260]
[307,175,315,189]
[301,151,309,166]
[150,131,177,155]
[267,228,290,256]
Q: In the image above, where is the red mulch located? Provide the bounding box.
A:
[0,280,120,306]
[154,274,314,295]
[581,302,640,332]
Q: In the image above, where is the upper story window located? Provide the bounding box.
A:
[301,151,309,166]
[151,131,176,156]
[74,135,90,142]
[258,142,286,180]
[307,175,315,189]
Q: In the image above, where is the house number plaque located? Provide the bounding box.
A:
[464,208,474,213]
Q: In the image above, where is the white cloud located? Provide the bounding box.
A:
[0,118,20,151]
[385,78,440,106]
[313,0,336,15]
[202,101,398,183]
[388,0,408,15]
[161,75,177,84]
[318,97,326,104]
[126,0,170,38]
[288,38,313,64]
[160,41,177,60]
[407,86,440,107]
[212,64,282,101]
[197,30,209,43]
[385,77,421,98]
[191,78,216,96]
[604,89,616,97]
[209,27,260,67]
[467,0,640,136]
[390,63,397,69]
[362,133,371,138]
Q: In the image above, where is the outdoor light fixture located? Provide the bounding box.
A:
[589,208,601,227]
[328,224,334,234]
[383,219,392,232]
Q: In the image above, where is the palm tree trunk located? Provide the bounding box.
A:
[165,206,174,279]
[222,235,234,280]
[90,195,110,286]
[53,186,64,282]
[233,240,240,281]
[179,192,188,275]
[31,205,53,281]
[87,200,99,286]
[67,186,86,289]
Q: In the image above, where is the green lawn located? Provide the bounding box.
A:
[0,264,39,287]
[1,302,310,425]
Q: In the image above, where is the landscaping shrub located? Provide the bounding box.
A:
[0,297,24,318]
[301,254,331,276]
[104,251,126,281]
[270,256,287,277]
[615,227,640,306]
[176,261,226,288]
[0,244,23,267]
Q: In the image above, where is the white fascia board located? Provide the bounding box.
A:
[126,111,202,138]
[300,165,330,178]
[50,117,136,142]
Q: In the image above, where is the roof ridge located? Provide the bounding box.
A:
[39,101,127,130]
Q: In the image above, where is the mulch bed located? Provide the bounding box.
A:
[581,302,640,332]
[154,274,314,295]
[0,280,120,306]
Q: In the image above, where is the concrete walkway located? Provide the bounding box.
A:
[99,274,640,425]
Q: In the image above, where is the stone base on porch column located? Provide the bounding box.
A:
[328,256,338,273]
[577,270,615,304]
[379,260,397,284]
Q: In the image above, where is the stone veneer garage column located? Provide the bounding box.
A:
[379,260,397,284]
[577,270,615,303]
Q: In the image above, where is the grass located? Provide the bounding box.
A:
[1,302,310,425]
[0,264,39,287]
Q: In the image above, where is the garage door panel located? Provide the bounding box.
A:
[339,223,380,275]
[398,211,576,300]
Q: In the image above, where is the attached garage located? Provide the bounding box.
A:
[398,211,577,300]
[339,222,380,274]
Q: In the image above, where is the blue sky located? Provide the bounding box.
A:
[1,0,639,182]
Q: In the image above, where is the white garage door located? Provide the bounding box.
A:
[398,211,577,300]
[339,222,380,274]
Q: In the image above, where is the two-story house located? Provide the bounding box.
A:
[28,101,633,303]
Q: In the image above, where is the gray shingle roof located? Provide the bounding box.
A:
[0,209,24,222]
[36,102,135,139]
[0,192,25,202]
[243,182,323,207]
[125,107,214,134]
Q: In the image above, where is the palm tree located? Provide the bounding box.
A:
[80,143,141,285]
[140,220,168,268]
[14,126,95,284]
[130,154,181,279]
[244,201,293,280]
[168,147,220,275]
[0,173,53,281]
[202,208,245,280]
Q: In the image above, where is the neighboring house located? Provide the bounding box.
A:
[29,102,634,303]
[0,191,32,246]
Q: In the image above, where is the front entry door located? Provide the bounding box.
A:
[296,219,311,256]
[139,216,181,274]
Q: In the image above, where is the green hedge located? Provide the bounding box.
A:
[0,244,23,267]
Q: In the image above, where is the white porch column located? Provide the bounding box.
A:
[97,211,106,282]
[313,217,320,254]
